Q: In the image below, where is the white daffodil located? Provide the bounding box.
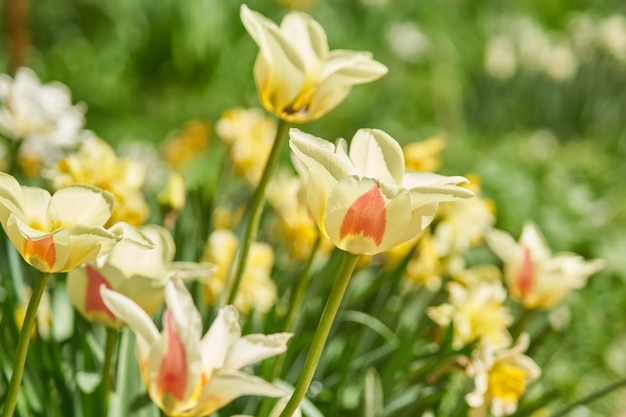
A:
[0,67,86,146]
[466,334,541,417]
[289,128,473,255]
[486,221,605,310]
[240,5,387,123]
[0,172,150,273]
[68,224,214,327]
[101,279,291,417]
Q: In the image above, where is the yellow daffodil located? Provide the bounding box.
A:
[0,172,150,273]
[403,135,446,173]
[428,281,513,350]
[240,5,388,123]
[465,334,541,417]
[101,278,291,417]
[202,229,277,314]
[486,221,605,310]
[67,224,214,328]
[46,135,149,226]
[216,108,276,185]
[289,128,474,255]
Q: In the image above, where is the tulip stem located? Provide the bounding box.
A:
[101,327,119,417]
[224,118,289,306]
[278,251,359,417]
[1,270,50,417]
[551,377,626,417]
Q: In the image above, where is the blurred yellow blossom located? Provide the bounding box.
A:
[202,229,277,314]
[403,136,446,172]
[428,281,513,350]
[14,285,52,340]
[403,229,443,290]
[240,5,387,123]
[46,136,149,226]
[486,221,605,310]
[466,334,541,417]
[161,120,210,169]
[216,108,276,186]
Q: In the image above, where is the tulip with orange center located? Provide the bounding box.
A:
[0,172,150,273]
[289,128,474,255]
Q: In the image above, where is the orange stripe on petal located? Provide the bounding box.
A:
[157,311,188,402]
[85,265,116,320]
[339,183,386,246]
[517,247,534,296]
[23,235,56,270]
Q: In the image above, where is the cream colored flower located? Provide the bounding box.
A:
[203,229,277,314]
[401,229,442,290]
[101,278,291,417]
[216,108,276,185]
[402,135,446,173]
[486,221,605,310]
[0,172,150,273]
[160,119,210,169]
[428,281,513,350]
[0,67,86,146]
[466,334,541,417]
[289,128,473,255]
[68,225,214,328]
[46,136,149,226]
[240,5,387,123]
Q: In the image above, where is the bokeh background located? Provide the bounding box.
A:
[2,0,626,415]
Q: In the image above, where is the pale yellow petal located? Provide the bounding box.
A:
[222,333,292,372]
[289,128,351,184]
[0,172,26,225]
[47,185,114,228]
[348,128,404,185]
[201,305,242,370]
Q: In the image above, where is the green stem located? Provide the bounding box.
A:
[551,377,626,417]
[278,251,359,417]
[510,307,534,340]
[1,270,50,417]
[224,119,289,306]
[101,328,119,417]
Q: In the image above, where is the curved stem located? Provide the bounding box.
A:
[551,377,626,417]
[224,119,289,306]
[101,327,119,417]
[1,270,50,417]
[278,251,359,417]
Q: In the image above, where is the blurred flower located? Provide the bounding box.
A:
[435,176,495,257]
[0,172,150,273]
[484,35,517,80]
[202,229,277,314]
[289,128,473,255]
[216,108,276,185]
[598,14,626,62]
[68,225,213,328]
[428,281,513,350]
[158,171,186,229]
[46,136,149,226]
[0,67,86,146]
[268,169,327,260]
[15,284,52,340]
[386,21,430,63]
[403,135,446,172]
[543,40,578,82]
[403,229,443,290]
[101,278,291,417]
[240,5,387,123]
[486,221,605,310]
[466,334,541,417]
[161,120,210,169]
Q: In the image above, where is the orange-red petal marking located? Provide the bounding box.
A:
[517,247,534,296]
[85,264,116,320]
[23,235,56,270]
[156,311,188,401]
[340,184,386,246]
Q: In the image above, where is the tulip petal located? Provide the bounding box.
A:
[201,305,241,370]
[289,128,352,184]
[0,172,25,225]
[222,333,292,372]
[63,224,121,271]
[349,129,404,185]
[402,171,469,189]
[519,222,552,262]
[101,286,160,354]
[485,229,520,265]
[155,310,191,402]
[280,11,328,69]
[107,221,155,248]
[21,186,51,229]
[8,215,70,272]
[84,264,116,321]
[191,371,285,416]
[47,185,114,228]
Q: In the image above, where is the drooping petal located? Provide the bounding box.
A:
[222,333,292,372]
[189,371,286,417]
[200,305,242,370]
[47,185,114,228]
[289,128,352,184]
[100,286,160,355]
[63,224,122,271]
[348,129,404,185]
[402,171,470,189]
[106,222,155,249]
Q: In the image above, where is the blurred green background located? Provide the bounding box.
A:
[2,0,626,415]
